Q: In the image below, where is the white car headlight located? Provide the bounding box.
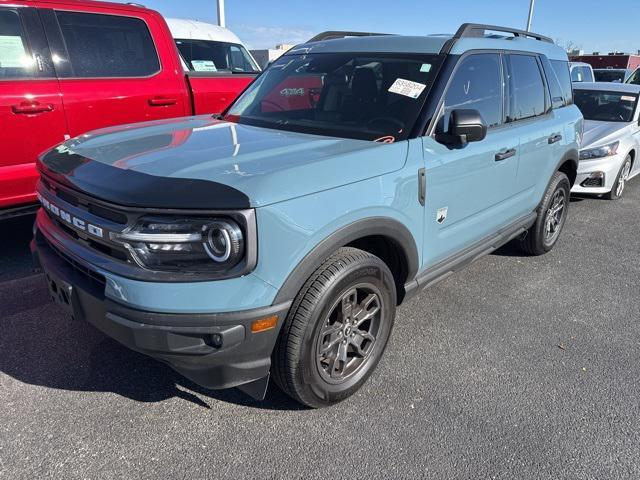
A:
[579,141,620,160]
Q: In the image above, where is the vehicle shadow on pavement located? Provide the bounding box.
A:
[0,275,305,411]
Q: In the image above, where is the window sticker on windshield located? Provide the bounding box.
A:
[388,78,427,99]
[621,95,636,102]
[192,60,217,72]
[420,63,432,73]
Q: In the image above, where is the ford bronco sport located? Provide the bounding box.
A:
[32,24,583,408]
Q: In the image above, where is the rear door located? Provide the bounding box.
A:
[40,5,189,137]
[0,6,67,208]
[504,54,564,213]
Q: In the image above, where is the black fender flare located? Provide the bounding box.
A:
[272,217,419,305]
[555,148,579,185]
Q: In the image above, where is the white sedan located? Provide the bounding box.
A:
[572,83,640,199]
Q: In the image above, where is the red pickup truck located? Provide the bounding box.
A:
[0,0,259,216]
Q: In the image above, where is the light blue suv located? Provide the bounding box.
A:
[33,24,583,407]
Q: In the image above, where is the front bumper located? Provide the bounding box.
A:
[32,224,291,393]
[571,154,625,195]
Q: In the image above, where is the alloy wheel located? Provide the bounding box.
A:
[316,284,383,384]
[544,189,566,244]
[616,161,632,197]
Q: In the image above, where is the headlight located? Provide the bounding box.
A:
[110,216,245,274]
[579,141,619,160]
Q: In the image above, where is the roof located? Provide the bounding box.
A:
[287,29,567,61]
[165,18,243,45]
[11,0,149,13]
[288,35,451,56]
[572,82,640,93]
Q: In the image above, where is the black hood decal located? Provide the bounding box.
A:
[38,147,251,210]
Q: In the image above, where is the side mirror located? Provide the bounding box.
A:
[436,109,488,146]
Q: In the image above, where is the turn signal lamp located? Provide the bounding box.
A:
[251,316,278,333]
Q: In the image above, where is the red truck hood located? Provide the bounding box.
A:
[39,116,408,208]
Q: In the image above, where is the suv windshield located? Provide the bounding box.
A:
[594,70,628,83]
[175,39,260,73]
[223,53,442,142]
[574,89,638,122]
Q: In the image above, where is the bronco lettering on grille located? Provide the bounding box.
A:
[37,192,104,239]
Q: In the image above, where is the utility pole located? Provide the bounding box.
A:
[217,0,226,27]
[526,0,535,31]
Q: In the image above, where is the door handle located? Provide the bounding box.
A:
[548,134,563,144]
[11,102,54,114]
[148,98,177,106]
[495,148,517,161]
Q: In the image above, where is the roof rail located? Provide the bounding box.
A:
[306,31,390,43]
[454,23,553,43]
[440,23,553,55]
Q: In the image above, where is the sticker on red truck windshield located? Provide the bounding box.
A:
[388,78,427,99]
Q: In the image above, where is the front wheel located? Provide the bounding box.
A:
[605,156,632,200]
[518,171,570,256]
[272,247,396,408]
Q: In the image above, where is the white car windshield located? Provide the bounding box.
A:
[574,90,638,122]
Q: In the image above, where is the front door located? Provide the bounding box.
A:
[422,53,520,265]
[0,7,67,208]
[40,6,189,138]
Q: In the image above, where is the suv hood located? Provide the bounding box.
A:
[39,116,407,209]
[581,119,632,149]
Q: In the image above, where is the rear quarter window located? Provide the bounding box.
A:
[541,57,565,109]
[550,60,573,106]
[55,11,160,78]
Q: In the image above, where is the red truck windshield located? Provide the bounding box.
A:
[224,53,442,142]
[175,39,260,73]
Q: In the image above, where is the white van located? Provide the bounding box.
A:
[166,18,261,73]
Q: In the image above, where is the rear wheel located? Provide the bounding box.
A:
[605,156,632,200]
[272,247,396,408]
[518,171,570,256]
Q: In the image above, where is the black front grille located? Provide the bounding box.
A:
[39,173,133,267]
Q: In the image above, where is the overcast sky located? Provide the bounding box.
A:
[115,0,639,53]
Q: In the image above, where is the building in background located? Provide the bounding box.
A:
[250,44,294,69]
[570,52,640,70]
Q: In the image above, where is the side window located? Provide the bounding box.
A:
[541,57,565,109]
[55,11,160,78]
[0,9,34,79]
[550,60,573,105]
[506,54,546,122]
[229,45,252,72]
[570,66,581,82]
[582,67,594,83]
[440,53,503,131]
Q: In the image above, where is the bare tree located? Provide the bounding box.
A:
[555,38,582,54]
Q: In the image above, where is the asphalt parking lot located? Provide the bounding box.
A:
[1,182,639,480]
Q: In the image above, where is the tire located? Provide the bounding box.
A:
[518,171,570,256]
[272,247,397,408]
[605,156,632,200]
